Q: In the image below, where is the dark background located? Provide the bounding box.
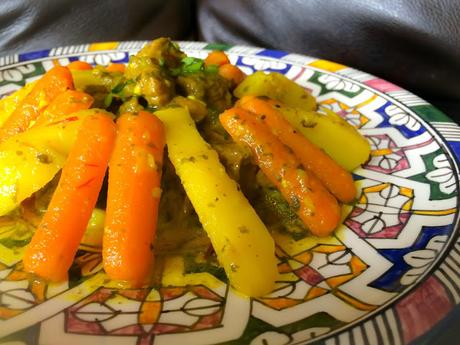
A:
[0,0,459,120]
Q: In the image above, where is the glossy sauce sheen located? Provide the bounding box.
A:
[220,107,341,237]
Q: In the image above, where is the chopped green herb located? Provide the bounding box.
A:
[111,81,126,94]
[170,56,206,76]
[104,93,113,107]
[37,153,52,164]
[205,64,219,74]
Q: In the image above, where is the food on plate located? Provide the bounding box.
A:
[23,113,116,281]
[103,111,165,286]
[234,70,316,112]
[271,100,370,171]
[0,109,104,215]
[204,50,230,66]
[156,106,277,297]
[32,89,94,126]
[220,107,341,237]
[0,81,37,127]
[237,96,356,203]
[67,60,93,71]
[235,71,371,171]
[0,66,74,142]
[0,37,371,297]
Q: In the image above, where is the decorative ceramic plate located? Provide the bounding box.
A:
[0,41,459,345]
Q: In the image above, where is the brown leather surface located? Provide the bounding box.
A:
[198,0,460,119]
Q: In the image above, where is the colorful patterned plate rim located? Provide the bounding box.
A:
[0,41,459,345]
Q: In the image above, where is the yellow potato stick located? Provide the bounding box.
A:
[0,81,37,128]
[234,71,316,111]
[155,106,278,297]
[274,103,371,171]
[233,72,370,171]
[0,109,112,216]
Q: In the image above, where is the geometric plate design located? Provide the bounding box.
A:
[0,41,459,345]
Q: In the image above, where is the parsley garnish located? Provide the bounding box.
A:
[170,57,218,76]
[104,93,113,107]
[104,79,135,107]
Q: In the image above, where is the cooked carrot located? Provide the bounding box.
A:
[220,107,341,236]
[106,63,126,73]
[238,96,357,203]
[0,66,73,142]
[67,61,93,71]
[33,90,94,126]
[219,63,245,85]
[156,106,277,296]
[204,50,230,66]
[23,113,116,281]
[103,111,165,285]
[0,81,37,128]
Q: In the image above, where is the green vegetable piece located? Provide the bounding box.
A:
[104,93,113,107]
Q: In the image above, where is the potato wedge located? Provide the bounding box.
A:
[155,106,278,297]
[276,103,370,171]
[234,71,316,111]
[0,109,112,216]
[0,81,37,128]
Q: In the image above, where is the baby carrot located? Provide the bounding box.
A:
[220,107,341,237]
[67,61,93,71]
[33,90,94,126]
[23,113,116,281]
[219,63,245,86]
[106,63,126,73]
[238,96,357,203]
[103,111,165,286]
[0,66,73,142]
[204,50,230,66]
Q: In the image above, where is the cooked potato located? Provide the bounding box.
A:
[234,71,316,111]
[277,104,370,171]
[0,109,111,216]
[155,106,278,297]
[0,81,36,127]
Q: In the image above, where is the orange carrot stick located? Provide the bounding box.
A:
[204,50,230,66]
[67,61,93,71]
[23,112,116,281]
[33,90,94,126]
[238,96,357,203]
[103,111,165,285]
[106,63,126,73]
[219,63,245,85]
[220,107,341,237]
[0,66,73,141]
